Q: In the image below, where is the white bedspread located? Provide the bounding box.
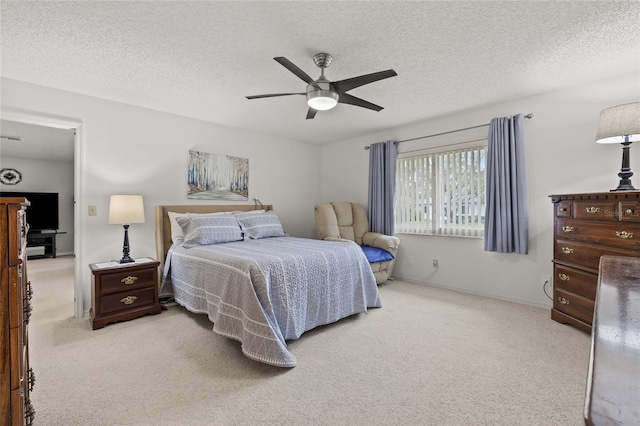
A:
[163,236,381,367]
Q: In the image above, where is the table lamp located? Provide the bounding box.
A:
[595,102,640,191]
[108,195,145,263]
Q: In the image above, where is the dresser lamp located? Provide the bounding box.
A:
[108,194,145,263]
[595,102,640,191]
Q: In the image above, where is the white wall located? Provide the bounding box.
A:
[2,72,637,315]
[320,72,640,308]
[0,156,74,255]
[1,78,321,316]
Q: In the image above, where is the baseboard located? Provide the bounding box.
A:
[392,274,551,310]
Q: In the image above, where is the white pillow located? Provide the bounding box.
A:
[167,211,230,244]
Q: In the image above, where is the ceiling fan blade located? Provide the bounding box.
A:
[246,93,306,99]
[306,108,318,120]
[338,93,383,111]
[333,70,397,94]
[274,57,318,86]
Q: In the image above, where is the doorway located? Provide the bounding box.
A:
[0,109,84,318]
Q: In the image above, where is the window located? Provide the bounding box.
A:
[395,145,487,237]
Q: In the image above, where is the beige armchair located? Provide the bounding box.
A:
[314,202,399,284]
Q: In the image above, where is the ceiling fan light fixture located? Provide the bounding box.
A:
[306,90,338,111]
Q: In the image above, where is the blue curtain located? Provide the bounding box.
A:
[368,140,397,235]
[484,114,528,254]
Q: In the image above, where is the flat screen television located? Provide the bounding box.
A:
[0,191,59,232]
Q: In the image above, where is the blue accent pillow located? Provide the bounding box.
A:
[361,245,395,263]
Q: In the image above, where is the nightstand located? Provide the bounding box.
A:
[89,257,161,330]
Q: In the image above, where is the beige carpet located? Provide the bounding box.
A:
[28,256,590,425]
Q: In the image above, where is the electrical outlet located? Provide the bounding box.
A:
[88,205,97,216]
[433,259,439,268]
[407,256,414,265]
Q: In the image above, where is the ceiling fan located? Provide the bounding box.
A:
[246,53,397,119]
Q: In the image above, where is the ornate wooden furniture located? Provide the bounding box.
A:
[584,255,640,425]
[550,191,640,333]
[1,197,35,425]
[90,258,161,330]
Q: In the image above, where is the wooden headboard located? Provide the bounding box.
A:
[155,204,272,271]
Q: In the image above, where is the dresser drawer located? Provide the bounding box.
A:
[100,268,156,294]
[8,265,23,328]
[553,264,597,299]
[556,219,640,250]
[573,201,618,221]
[554,288,594,324]
[9,326,24,389]
[10,389,25,425]
[619,201,640,222]
[556,201,572,218]
[100,287,156,315]
[555,239,639,270]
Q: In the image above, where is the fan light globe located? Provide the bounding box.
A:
[307,90,338,111]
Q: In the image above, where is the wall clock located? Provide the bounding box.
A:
[0,168,23,185]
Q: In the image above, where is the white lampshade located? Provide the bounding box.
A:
[108,195,145,225]
[595,102,640,144]
[307,90,339,111]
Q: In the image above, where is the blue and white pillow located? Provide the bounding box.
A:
[234,210,286,240]
[361,245,395,263]
[168,211,231,244]
[176,214,243,248]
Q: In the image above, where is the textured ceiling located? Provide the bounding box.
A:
[1,1,639,146]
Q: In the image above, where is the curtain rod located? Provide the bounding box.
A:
[364,113,533,150]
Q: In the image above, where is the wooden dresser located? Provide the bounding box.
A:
[1,197,35,425]
[550,191,640,333]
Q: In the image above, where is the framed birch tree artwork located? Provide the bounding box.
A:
[187,150,249,200]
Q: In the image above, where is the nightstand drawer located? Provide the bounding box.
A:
[553,264,597,299]
[554,288,594,324]
[100,287,156,315]
[101,268,156,294]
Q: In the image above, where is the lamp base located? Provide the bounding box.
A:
[118,224,135,264]
[611,141,635,191]
[612,169,635,191]
[611,184,636,192]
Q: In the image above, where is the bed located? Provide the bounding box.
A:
[155,204,381,367]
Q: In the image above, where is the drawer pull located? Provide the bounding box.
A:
[616,231,633,239]
[559,208,568,212]
[626,209,634,216]
[585,207,600,214]
[121,276,138,285]
[558,297,570,305]
[562,226,574,233]
[561,247,574,254]
[120,295,138,305]
[28,367,36,391]
[558,273,570,281]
